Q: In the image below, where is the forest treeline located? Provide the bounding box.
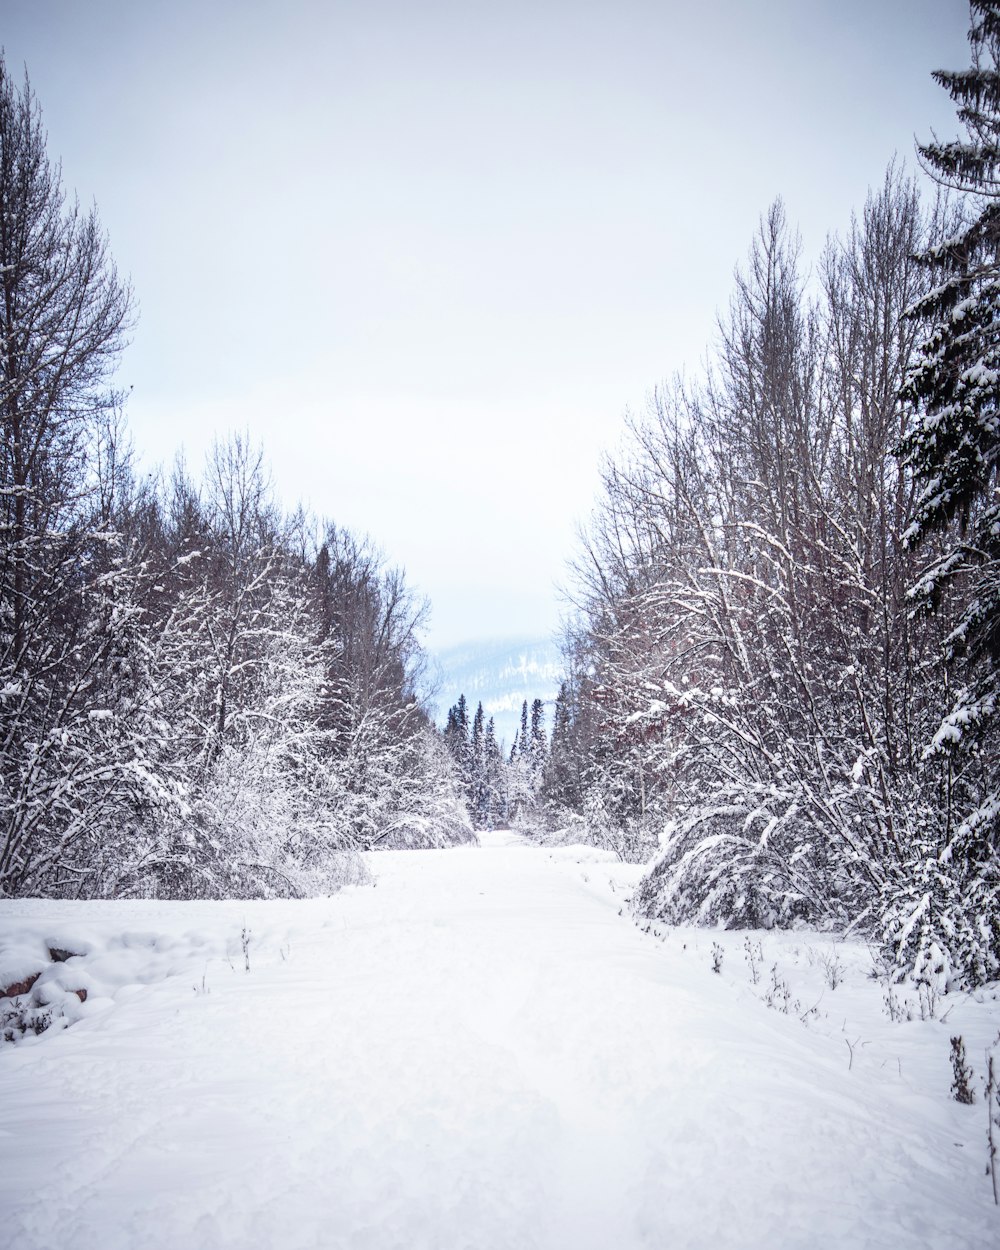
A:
[439,694,550,828]
[541,7,1000,987]
[0,61,471,900]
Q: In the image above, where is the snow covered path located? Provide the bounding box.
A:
[1,833,997,1248]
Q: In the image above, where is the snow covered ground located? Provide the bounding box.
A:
[1,832,998,1249]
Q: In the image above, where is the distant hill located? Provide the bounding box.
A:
[427,637,563,749]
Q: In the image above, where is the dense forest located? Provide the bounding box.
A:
[440,693,550,829]
[3,5,999,994]
[534,9,1000,987]
[0,60,472,901]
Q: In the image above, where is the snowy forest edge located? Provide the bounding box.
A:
[2,6,1000,993]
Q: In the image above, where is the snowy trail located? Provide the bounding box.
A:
[1,833,997,1248]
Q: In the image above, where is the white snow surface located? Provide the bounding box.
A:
[1,831,998,1248]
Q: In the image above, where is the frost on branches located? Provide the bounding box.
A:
[0,59,471,900]
[560,168,998,985]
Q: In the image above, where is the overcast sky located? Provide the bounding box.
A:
[3,0,971,649]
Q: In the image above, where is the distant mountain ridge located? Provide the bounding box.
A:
[427,637,563,749]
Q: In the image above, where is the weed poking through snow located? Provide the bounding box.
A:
[765,964,794,1014]
[818,948,844,991]
[950,1036,976,1104]
[918,979,939,1021]
[987,1040,1000,1205]
[744,936,762,985]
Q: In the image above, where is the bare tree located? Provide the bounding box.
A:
[0,59,136,895]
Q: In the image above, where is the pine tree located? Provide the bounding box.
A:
[443,697,468,761]
[518,700,530,758]
[471,701,486,825]
[899,0,1000,981]
[543,682,577,808]
[442,692,477,816]
[529,697,548,780]
[454,693,472,799]
[483,716,507,828]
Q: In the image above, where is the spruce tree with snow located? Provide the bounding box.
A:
[456,693,470,742]
[445,693,474,806]
[470,701,486,825]
[542,682,579,810]
[482,716,508,828]
[529,697,548,781]
[503,699,531,821]
[899,0,1000,982]
[443,695,470,777]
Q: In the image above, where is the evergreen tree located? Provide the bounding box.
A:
[529,697,548,781]
[471,701,486,824]
[443,696,467,761]
[518,700,530,759]
[900,0,1000,980]
[442,693,473,807]
[483,716,507,828]
[543,682,578,808]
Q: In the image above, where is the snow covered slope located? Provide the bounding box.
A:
[1,836,998,1248]
[428,636,562,747]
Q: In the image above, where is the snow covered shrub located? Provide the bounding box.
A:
[325,729,473,855]
[880,846,1000,990]
[513,802,588,846]
[400,728,478,848]
[631,804,831,931]
[288,852,372,895]
[1,1000,52,1044]
[582,787,657,864]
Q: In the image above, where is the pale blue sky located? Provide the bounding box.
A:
[2,0,971,647]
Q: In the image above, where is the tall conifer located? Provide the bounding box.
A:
[900,0,1000,978]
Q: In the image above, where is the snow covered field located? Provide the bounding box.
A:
[1,832,998,1249]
